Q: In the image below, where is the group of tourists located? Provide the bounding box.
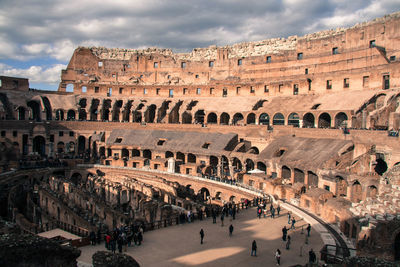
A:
[103,225,144,253]
[256,201,281,219]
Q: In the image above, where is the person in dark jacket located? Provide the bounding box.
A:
[200,228,204,244]
[251,240,257,256]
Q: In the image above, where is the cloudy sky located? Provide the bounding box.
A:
[0,0,399,90]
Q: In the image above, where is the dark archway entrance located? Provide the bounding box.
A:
[33,136,46,156]
[78,136,86,155]
[395,233,400,261]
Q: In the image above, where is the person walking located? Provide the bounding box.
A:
[275,249,281,265]
[229,224,234,236]
[286,235,291,250]
[309,248,316,266]
[306,224,311,237]
[200,228,204,244]
[271,207,275,219]
[251,240,257,256]
[291,217,296,229]
[221,213,225,226]
[287,212,291,224]
[282,226,288,241]
[277,205,281,216]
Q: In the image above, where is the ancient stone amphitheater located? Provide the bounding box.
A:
[1,11,400,265]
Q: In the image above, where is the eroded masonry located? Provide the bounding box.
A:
[1,11,400,263]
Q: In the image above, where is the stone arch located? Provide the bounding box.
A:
[335,112,348,128]
[233,113,244,125]
[132,110,142,123]
[112,100,123,122]
[288,112,300,127]
[188,153,196,163]
[77,136,86,154]
[293,168,305,183]
[207,112,217,124]
[366,185,377,198]
[273,113,285,125]
[245,159,254,172]
[232,157,242,171]
[259,113,270,125]
[182,112,192,124]
[220,112,230,125]
[307,171,318,187]
[248,147,259,154]
[176,152,185,163]
[209,156,218,175]
[229,195,236,202]
[336,176,347,196]
[89,99,100,121]
[165,151,174,158]
[17,106,26,120]
[41,96,52,120]
[121,148,129,158]
[67,109,76,121]
[144,104,157,123]
[318,112,331,128]
[78,109,87,121]
[257,162,266,173]
[281,166,291,179]
[198,187,210,201]
[215,191,222,200]
[351,180,362,202]
[99,147,105,157]
[303,113,315,128]
[57,142,65,153]
[32,136,46,156]
[27,100,41,121]
[132,149,140,157]
[194,110,205,124]
[247,113,256,124]
[122,100,132,122]
[70,172,82,185]
[143,149,152,159]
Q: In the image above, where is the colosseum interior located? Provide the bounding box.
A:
[1,11,400,266]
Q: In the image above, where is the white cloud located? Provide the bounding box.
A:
[0,63,66,84]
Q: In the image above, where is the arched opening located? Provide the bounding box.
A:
[165,151,174,158]
[77,136,86,154]
[232,113,244,125]
[366,185,377,198]
[351,180,362,203]
[132,111,142,123]
[194,110,205,124]
[335,112,348,128]
[281,166,291,179]
[245,159,254,172]
[67,109,76,121]
[229,195,236,203]
[221,155,229,177]
[207,112,217,124]
[144,104,156,123]
[198,188,210,201]
[121,148,129,158]
[188,153,196,163]
[375,158,388,176]
[143,149,152,159]
[99,147,105,157]
[55,109,64,121]
[220,112,230,125]
[318,113,331,128]
[182,112,192,124]
[336,176,347,196]
[215,192,222,200]
[67,141,75,154]
[248,147,259,154]
[247,113,256,124]
[57,142,65,154]
[112,100,123,122]
[259,113,270,125]
[41,97,52,120]
[294,168,305,183]
[90,99,100,121]
[176,152,185,163]
[78,109,87,121]
[273,113,285,125]
[17,106,26,120]
[32,136,46,156]
[307,171,318,187]
[66,84,74,92]
[70,173,82,186]
[232,158,242,172]
[27,100,41,121]
[209,156,218,175]
[101,100,111,121]
[122,100,132,122]
[257,162,266,174]
[303,113,315,128]
[288,112,300,127]
[132,149,140,157]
